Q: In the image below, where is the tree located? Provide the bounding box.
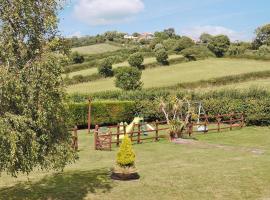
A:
[181,45,215,61]
[116,135,136,167]
[164,28,176,38]
[128,53,144,69]
[154,43,165,52]
[208,35,230,57]
[115,67,143,91]
[155,48,169,64]
[199,33,213,44]
[71,51,84,64]
[174,36,195,52]
[0,0,76,176]
[253,24,270,48]
[258,45,270,55]
[163,38,178,51]
[98,58,114,77]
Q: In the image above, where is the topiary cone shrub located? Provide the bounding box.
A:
[111,135,140,180]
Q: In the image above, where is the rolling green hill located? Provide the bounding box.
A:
[67,54,183,78]
[66,58,270,94]
[71,43,121,55]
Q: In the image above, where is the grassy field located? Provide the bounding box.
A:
[67,58,270,94]
[68,54,183,78]
[0,126,269,200]
[71,43,121,55]
[191,78,270,92]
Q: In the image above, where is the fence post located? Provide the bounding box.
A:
[230,113,233,131]
[217,114,221,132]
[74,125,78,151]
[94,125,99,150]
[88,98,92,134]
[204,115,208,133]
[189,122,193,136]
[123,123,127,135]
[137,123,141,144]
[116,123,120,147]
[155,120,159,142]
[109,131,112,151]
[240,113,244,128]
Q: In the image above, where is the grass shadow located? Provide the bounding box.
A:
[0,169,113,200]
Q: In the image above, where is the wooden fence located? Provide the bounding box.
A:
[94,113,245,151]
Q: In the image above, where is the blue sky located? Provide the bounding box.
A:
[59,0,270,41]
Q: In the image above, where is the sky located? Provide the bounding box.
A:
[59,0,270,41]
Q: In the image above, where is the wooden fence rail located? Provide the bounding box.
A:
[94,113,244,151]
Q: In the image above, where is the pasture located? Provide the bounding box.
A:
[67,54,183,78]
[0,127,269,200]
[71,43,121,55]
[67,58,270,94]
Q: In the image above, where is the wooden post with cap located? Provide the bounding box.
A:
[88,97,92,134]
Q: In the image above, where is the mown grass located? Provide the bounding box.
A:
[67,58,270,94]
[68,54,183,78]
[71,43,121,55]
[0,126,269,200]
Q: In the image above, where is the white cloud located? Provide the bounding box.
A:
[73,0,144,26]
[180,25,250,42]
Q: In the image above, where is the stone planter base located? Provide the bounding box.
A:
[111,166,140,181]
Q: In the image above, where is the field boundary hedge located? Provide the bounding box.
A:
[68,101,136,128]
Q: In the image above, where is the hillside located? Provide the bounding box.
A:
[71,43,121,55]
[66,58,270,94]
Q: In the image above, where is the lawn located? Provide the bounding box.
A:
[67,54,183,78]
[71,43,121,55]
[0,126,270,200]
[67,58,270,94]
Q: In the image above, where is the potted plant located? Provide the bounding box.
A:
[111,135,140,180]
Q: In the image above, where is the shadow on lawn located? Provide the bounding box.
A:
[0,169,113,200]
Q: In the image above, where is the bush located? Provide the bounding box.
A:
[181,45,215,60]
[128,52,144,69]
[98,58,114,77]
[208,35,230,57]
[154,43,165,52]
[116,135,135,167]
[258,45,270,55]
[174,36,195,52]
[115,67,143,91]
[68,101,136,127]
[71,51,84,64]
[155,48,168,64]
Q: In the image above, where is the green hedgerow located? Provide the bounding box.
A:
[116,135,135,167]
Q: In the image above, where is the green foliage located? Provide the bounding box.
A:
[128,52,144,69]
[174,36,195,52]
[154,43,165,52]
[116,135,135,167]
[253,24,270,48]
[181,45,215,60]
[115,67,143,91]
[0,0,76,176]
[155,48,169,64]
[68,101,136,127]
[163,38,178,51]
[199,33,213,44]
[208,35,231,57]
[71,51,85,64]
[98,58,114,77]
[257,45,270,55]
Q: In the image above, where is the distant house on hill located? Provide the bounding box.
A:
[124,34,138,40]
[138,32,154,40]
[124,32,154,40]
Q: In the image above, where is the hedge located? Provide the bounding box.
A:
[68,101,136,127]
[68,88,270,126]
